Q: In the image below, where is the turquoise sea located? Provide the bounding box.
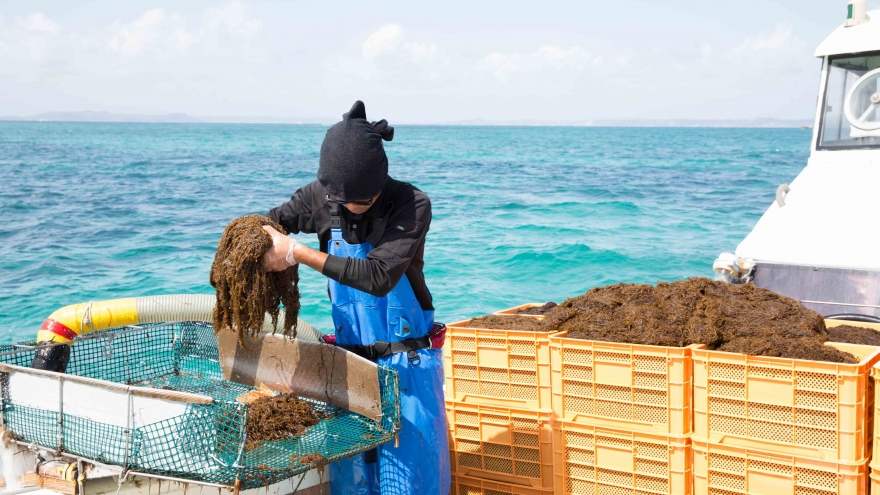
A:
[0,123,811,343]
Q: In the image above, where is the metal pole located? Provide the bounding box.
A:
[801,300,880,309]
[123,389,132,471]
[57,376,64,452]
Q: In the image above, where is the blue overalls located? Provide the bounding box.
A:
[326,203,450,495]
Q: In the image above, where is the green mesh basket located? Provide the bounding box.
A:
[0,322,400,489]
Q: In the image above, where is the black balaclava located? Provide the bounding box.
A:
[317,100,395,201]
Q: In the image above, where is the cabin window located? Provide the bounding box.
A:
[818,51,880,150]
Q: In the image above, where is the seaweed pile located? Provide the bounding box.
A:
[466,315,543,331]
[471,278,880,363]
[827,324,880,346]
[245,393,326,450]
[542,278,856,363]
[514,302,557,315]
[210,214,300,340]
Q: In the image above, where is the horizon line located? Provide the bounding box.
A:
[0,111,815,129]
[0,119,815,129]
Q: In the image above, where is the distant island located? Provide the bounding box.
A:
[0,111,813,128]
[438,118,814,128]
[589,118,813,129]
[0,111,323,125]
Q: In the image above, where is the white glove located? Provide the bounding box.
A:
[285,237,299,266]
[261,225,298,271]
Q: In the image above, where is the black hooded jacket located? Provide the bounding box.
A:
[266,177,433,310]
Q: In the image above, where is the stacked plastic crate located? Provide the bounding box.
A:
[856,321,880,495]
[446,304,880,495]
[692,322,880,495]
[549,331,698,495]
[445,304,555,495]
[873,362,880,494]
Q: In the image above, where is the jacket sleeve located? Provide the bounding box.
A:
[266,182,319,234]
[321,190,431,297]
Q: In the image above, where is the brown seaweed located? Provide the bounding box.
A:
[514,302,557,315]
[466,315,544,331]
[210,214,300,340]
[827,324,880,346]
[245,394,326,450]
[541,278,857,363]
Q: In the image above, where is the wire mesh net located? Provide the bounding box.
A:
[0,322,400,489]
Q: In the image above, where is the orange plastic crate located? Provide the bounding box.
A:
[552,420,692,495]
[444,319,552,410]
[550,332,702,435]
[852,324,880,470]
[871,470,880,495]
[693,341,880,463]
[493,303,547,318]
[450,474,554,495]
[446,401,554,489]
[693,439,869,495]
[870,365,880,471]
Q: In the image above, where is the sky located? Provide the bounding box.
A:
[0,0,855,123]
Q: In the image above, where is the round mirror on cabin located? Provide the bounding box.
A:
[845,67,880,131]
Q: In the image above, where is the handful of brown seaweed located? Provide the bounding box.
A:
[210,214,300,340]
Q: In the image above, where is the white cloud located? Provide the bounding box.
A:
[17,12,57,33]
[721,24,809,79]
[329,28,451,89]
[484,53,505,65]
[483,45,588,79]
[732,24,794,53]
[108,9,166,56]
[99,3,266,60]
[406,43,428,55]
[0,12,61,60]
[484,52,517,78]
[0,3,821,122]
[174,29,198,50]
[404,42,439,63]
[362,24,401,58]
[0,1,273,103]
[206,2,262,36]
[536,45,578,59]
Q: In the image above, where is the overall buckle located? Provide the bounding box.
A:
[407,350,421,366]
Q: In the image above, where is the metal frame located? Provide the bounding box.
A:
[815,50,880,151]
[10,441,235,490]
[753,262,880,316]
[0,324,224,488]
[0,322,190,359]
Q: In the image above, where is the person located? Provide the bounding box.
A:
[260,100,450,495]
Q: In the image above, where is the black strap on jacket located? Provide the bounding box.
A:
[329,202,342,230]
[337,335,432,362]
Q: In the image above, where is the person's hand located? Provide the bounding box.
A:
[261,225,297,271]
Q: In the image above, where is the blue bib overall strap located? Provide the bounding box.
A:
[326,202,450,495]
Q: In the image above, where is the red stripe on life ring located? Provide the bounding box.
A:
[40,319,78,342]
